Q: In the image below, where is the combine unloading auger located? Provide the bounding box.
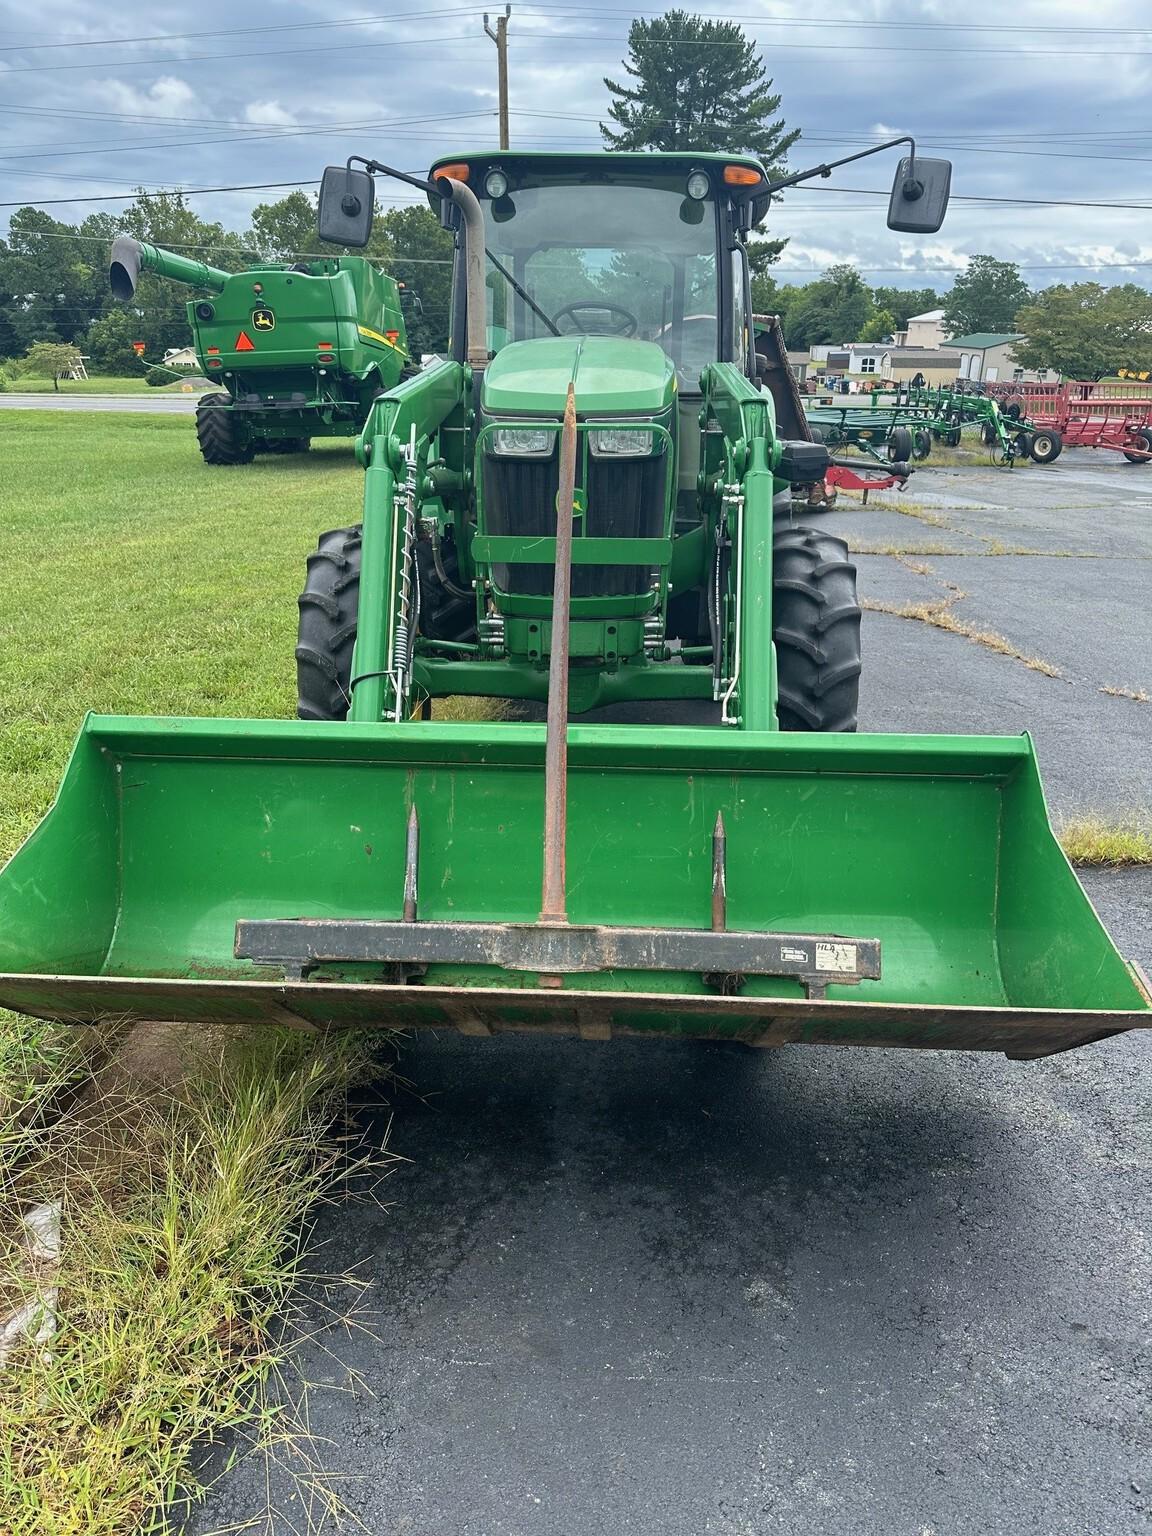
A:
[1,144,1148,1058]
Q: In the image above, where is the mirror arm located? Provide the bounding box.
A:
[759,135,919,199]
[347,154,448,201]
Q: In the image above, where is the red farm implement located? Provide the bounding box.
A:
[990,380,1152,463]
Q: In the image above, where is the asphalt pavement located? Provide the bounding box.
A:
[186,448,1151,1536]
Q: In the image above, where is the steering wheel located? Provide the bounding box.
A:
[551,300,639,338]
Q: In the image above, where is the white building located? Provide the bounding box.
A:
[894,308,948,349]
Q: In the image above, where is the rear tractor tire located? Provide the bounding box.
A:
[195,393,254,465]
[1029,429,1063,464]
[772,526,862,733]
[296,526,361,721]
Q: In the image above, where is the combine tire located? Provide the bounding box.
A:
[195,393,254,465]
[296,526,361,720]
[772,526,861,733]
[888,426,913,462]
[1122,430,1152,464]
[1029,429,1063,464]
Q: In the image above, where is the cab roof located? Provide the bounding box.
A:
[426,149,768,207]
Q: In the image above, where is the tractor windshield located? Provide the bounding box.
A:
[482,177,719,388]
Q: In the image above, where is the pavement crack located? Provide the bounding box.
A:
[862,592,1065,678]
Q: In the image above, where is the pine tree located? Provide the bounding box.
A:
[601,10,798,170]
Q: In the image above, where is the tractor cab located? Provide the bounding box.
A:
[426,152,767,392]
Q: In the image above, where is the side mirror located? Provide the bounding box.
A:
[318,165,374,247]
[887,157,951,233]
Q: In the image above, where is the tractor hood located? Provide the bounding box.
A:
[481,336,676,417]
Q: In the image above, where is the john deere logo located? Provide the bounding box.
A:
[251,308,276,331]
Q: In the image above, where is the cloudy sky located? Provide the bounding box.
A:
[2,0,1151,292]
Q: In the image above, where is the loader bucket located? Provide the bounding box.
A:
[0,716,1148,1058]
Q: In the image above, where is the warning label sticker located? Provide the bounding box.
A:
[815,941,857,974]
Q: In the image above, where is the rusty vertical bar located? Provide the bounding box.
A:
[540,383,577,925]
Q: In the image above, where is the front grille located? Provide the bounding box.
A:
[482,450,667,599]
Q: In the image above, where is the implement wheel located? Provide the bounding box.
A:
[296,526,361,721]
[772,526,862,732]
[888,426,913,462]
[1029,429,1063,464]
[1122,430,1152,464]
[195,393,254,465]
[912,428,931,461]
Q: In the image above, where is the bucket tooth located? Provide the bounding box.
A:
[402,803,419,924]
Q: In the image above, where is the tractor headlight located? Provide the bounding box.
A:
[490,426,553,457]
[589,427,656,457]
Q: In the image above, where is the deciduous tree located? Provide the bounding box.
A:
[942,255,1030,338]
[1012,283,1152,379]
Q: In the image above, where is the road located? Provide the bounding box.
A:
[187,450,1151,1536]
[0,392,199,413]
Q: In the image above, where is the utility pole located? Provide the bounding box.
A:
[484,6,511,151]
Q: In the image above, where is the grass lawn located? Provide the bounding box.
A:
[0,375,200,396]
[0,413,362,860]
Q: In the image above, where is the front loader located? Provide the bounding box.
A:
[108,239,414,464]
[1,143,1148,1058]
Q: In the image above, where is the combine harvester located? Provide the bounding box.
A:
[109,240,414,464]
[2,143,1149,1058]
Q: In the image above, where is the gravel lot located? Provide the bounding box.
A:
[187,449,1151,1536]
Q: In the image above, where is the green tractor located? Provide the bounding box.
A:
[1,144,1148,1057]
[109,240,414,464]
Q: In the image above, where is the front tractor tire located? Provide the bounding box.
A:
[296,526,361,721]
[294,526,473,721]
[195,393,254,465]
[772,527,862,732]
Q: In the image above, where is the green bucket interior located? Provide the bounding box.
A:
[0,717,1146,1049]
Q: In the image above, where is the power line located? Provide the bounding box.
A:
[798,185,1152,212]
[0,110,500,165]
[2,0,1144,54]
[0,180,319,210]
[4,22,1152,74]
[0,6,486,53]
[0,30,476,75]
[16,228,1152,275]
